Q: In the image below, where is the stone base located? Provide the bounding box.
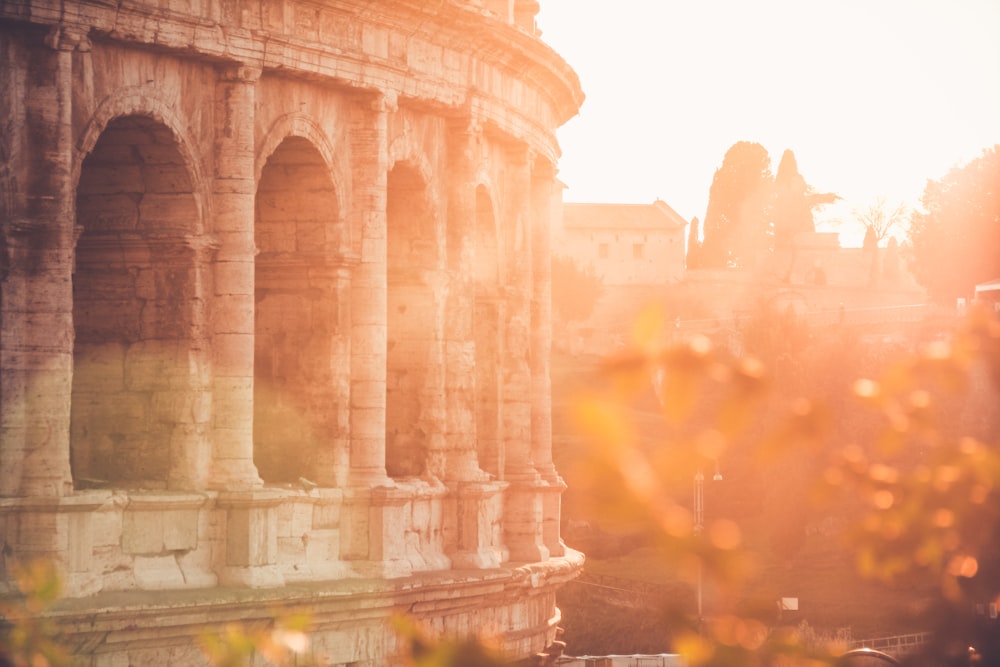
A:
[39,551,585,667]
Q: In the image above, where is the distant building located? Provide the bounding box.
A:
[558,200,688,285]
[974,278,1000,310]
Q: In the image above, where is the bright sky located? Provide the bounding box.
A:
[536,0,1000,246]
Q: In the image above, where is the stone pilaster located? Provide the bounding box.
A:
[345,93,393,487]
[530,159,565,557]
[340,484,415,578]
[207,64,262,490]
[320,259,356,488]
[443,118,487,483]
[502,145,547,563]
[442,119,504,569]
[164,237,215,491]
[420,267,450,481]
[0,27,78,498]
[339,91,393,572]
[216,489,285,588]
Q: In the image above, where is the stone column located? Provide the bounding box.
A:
[443,119,487,483]
[421,267,450,482]
[441,119,505,569]
[340,92,405,575]
[502,147,538,484]
[318,259,356,488]
[502,145,547,563]
[164,235,215,491]
[207,64,262,490]
[0,27,78,498]
[209,64,285,589]
[530,159,566,557]
[346,93,392,487]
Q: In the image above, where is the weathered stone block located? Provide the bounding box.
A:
[312,500,340,530]
[212,333,253,372]
[161,509,199,551]
[71,343,126,390]
[122,502,199,554]
[15,511,68,552]
[138,194,197,232]
[67,512,94,572]
[212,260,255,296]
[225,506,277,567]
[133,554,185,589]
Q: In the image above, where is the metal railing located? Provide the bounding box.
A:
[848,632,932,656]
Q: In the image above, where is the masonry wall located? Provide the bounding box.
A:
[559,226,687,285]
[0,1,584,663]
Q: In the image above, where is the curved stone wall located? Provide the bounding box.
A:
[0,1,584,663]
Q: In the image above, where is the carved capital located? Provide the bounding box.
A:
[219,64,262,84]
[371,89,398,113]
[45,25,91,51]
[449,115,483,138]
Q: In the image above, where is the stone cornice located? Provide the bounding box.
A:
[0,0,582,161]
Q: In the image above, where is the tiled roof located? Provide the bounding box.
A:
[562,200,688,231]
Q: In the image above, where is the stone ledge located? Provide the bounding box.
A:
[46,551,584,625]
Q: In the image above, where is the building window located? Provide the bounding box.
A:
[633,243,644,259]
[598,243,609,259]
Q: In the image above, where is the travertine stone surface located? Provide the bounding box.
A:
[0,0,583,663]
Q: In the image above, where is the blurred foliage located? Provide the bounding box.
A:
[4,306,1000,667]
[566,303,1000,666]
[393,616,514,667]
[197,612,314,667]
[908,145,1000,304]
[0,560,69,667]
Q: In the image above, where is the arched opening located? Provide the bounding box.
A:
[254,136,342,484]
[71,115,202,489]
[385,163,437,478]
[474,186,503,478]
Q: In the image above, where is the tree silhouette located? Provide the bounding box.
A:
[701,142,773,269]
[772,149,839,249]
[853,197,908,248]
[908,145,1000,303]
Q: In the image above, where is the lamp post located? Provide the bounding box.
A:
[694,463,723,624]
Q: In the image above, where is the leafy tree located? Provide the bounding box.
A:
[701,142,774,269]
[551,254,603,323]
[908,145,1000,303]
[772,149,839,249]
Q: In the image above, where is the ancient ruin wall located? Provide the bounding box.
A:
[0,0,584,663]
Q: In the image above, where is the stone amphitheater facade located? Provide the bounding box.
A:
[0,0,584,663]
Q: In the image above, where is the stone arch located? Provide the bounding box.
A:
[255,112,348,251]
[385,159,440,478]
[388,138,440,218]
[71,113,208,490]
[253,134,347,485]
[473,184,503,477]
[74,90,210,234]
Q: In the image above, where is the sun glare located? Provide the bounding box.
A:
[538,0,1000,237]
